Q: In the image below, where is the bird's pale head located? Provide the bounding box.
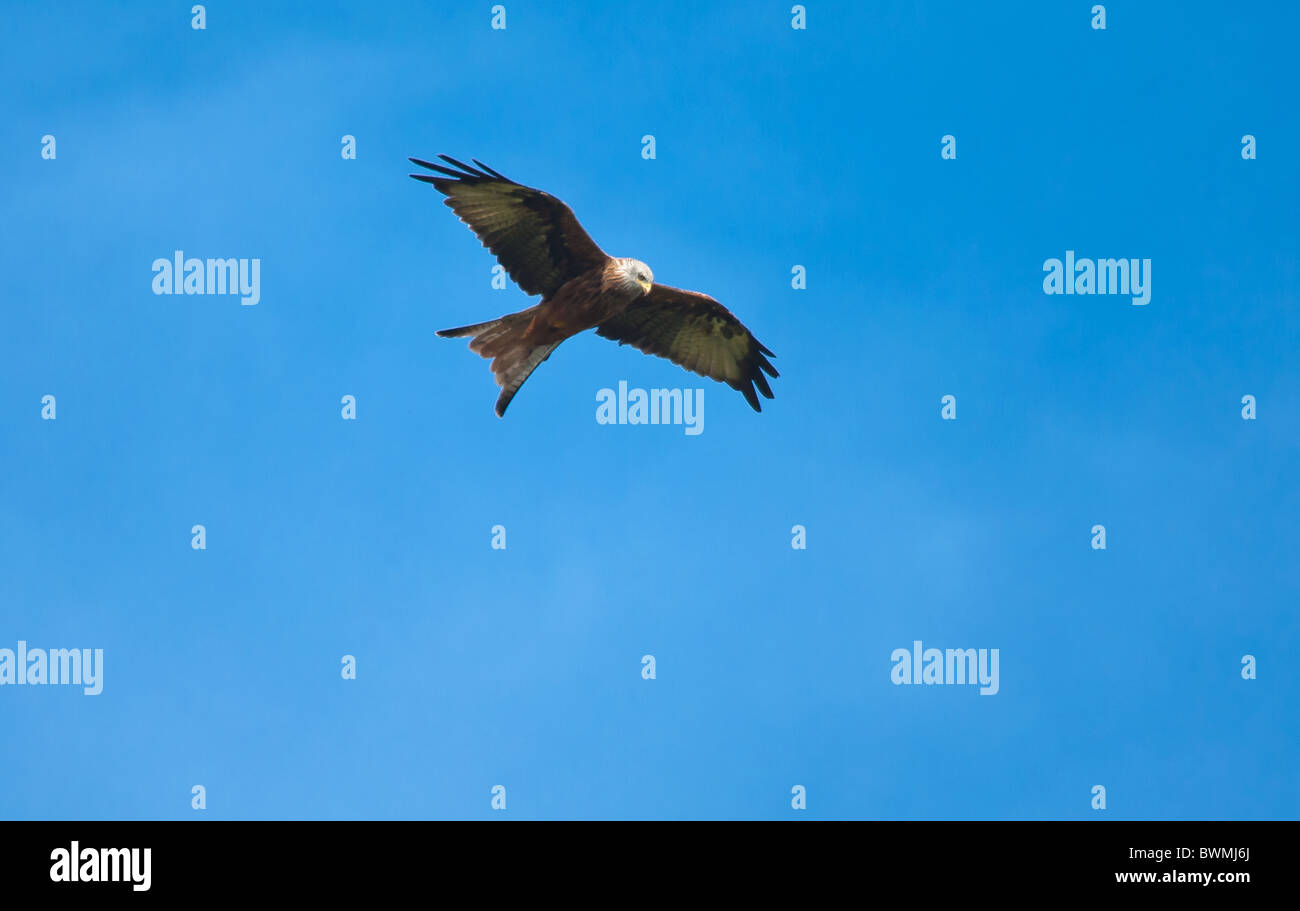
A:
[616,258,655,296]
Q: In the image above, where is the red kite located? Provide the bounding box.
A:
[410,156,778,417]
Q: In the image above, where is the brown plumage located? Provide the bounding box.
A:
[410,155,778,416]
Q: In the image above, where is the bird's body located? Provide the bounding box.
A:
[519,258,649,345]
[410,156,778,416]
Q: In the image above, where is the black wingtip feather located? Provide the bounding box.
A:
[472,158,512,181]
[438,154,490,178]
[412,155,515,185]
[410,157,462,178]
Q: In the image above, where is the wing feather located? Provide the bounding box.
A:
[409,155,608,298]
[596,284,778,411]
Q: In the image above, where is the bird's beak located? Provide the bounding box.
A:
[639,279,653,294]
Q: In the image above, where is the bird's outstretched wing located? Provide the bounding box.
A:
[596,284,778,411]
[409,155,608,298]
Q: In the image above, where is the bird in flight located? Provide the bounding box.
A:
[409,155,778,417]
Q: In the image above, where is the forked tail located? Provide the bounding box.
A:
[436,305,559,416]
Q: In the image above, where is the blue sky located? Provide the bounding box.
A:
[1,1,1296,819]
